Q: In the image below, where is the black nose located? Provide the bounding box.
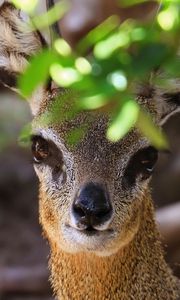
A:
[72,182,112,230]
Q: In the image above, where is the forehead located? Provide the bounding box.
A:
[33,88,156,158]
[32,113,150,161]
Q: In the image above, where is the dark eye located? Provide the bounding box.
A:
[31,136,50,164]
[123,146,158,187]
[139,146,158,178]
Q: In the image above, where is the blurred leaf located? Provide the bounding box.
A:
[120,0,148,6]
[131,27,147,41]
[136,110,169,149]
[18,123,32,146]
[12,0,180,148]
[107,97,139,142]
[132,43,171,76]
[19,49,57,97]
[54,39,72,57]
[65,126,87,147]
[158,6,179,31]
[77,15,119,54]
[50,64,82,87]
[31,1,68,30]
[94,30,130,59]
[75,57,92,75]
[35,90,78,126]
[79,94,109,110]
[107,71,127,91]
[11,0,38,13]
[163,56,180,76]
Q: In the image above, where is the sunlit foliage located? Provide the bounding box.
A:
[13,0,180,148]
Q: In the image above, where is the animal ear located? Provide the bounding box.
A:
[0,1,47,115]
[157,87,180,125]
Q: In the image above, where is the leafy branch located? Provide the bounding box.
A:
[12,0,180,148]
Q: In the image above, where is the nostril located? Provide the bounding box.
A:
[73,204,86,218]
[95,209,112,220]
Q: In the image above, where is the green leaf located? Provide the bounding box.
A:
[107,71,127,91]
[31,1,68,30]
[11,0,38,13]
[79,94,108,110]
[163,56,180,77]
[107,98,139,142]
[132,43,171,76]
[11,0,180,149]
[19,49,57,97]
[75,57,92,75]
[18,123,32,146]
[34,90,78,126]
[65,126,87,147]
[54,39,72,57]
[120,0,148,7]
[50,63,82,87]
[94,31,130,59]
[136,110,169,149]
[157,6,179,31]
[77,15,119,54]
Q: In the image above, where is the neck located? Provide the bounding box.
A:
[49,196,179,300]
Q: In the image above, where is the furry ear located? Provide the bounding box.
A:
[156,82,180,125]
[0,1,47,115]
[160,92,180,125]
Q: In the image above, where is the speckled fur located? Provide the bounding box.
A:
[49,195,180,300]
[0,2,179,299]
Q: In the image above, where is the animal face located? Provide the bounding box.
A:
[31,102,159,256]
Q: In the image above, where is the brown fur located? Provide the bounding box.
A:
[0,2,179,299]
[49,193,180,300]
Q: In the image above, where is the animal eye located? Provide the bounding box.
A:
[31,136,50,164]
[138,146,158,178]
[123,146,158,187]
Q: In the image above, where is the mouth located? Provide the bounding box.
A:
[76,226,113,236]
[63,224,115,251]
